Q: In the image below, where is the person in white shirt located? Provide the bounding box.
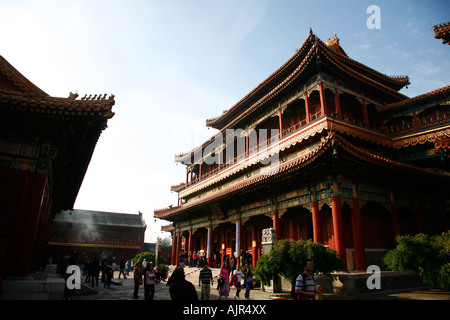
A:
[145,265,156,300]
[231,265,244,300]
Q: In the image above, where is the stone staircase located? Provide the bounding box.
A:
[1,264,97,300]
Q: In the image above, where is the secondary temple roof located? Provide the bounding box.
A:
[55,209,147,229]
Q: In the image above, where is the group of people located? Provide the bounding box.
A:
[63,255,318,301]
[132,260,197,300]
[198,261,253,300]
[178,250,207,268]
[132,261,159,300]
[82,258,133,288]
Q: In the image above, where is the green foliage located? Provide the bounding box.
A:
[131,251,166,266]
[384,231,450,290]
[254,239,344,286]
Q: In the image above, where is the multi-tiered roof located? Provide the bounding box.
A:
[155,31,449,221]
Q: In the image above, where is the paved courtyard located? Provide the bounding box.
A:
[72,265,450,301]
[74,265,274,300]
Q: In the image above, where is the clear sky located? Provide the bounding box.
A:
[1,0,449,242]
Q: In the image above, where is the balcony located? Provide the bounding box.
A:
[184,109,450,190]
[387,111,450,137]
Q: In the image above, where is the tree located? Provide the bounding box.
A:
[384,231,450,290]
[157,236,172,247]
[254,239,344,286]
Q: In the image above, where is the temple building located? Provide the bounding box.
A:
[155,31,450,271]
[48,210,146,262]
[0,55,115,277]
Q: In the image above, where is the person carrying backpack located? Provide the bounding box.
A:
[294,260,317,300]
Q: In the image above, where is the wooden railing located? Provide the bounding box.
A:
[185,110,449,188]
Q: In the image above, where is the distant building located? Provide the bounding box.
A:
[0,55,115,277]
[48,210,146,262]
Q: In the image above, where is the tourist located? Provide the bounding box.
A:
[193,251,198,267]
[231,265,244,300]
[85,258,92,283]
[155,264,161,284]
[230,255,236,273]
[118,259,127,279]
[125,259,131,276]
[218,261,230,300]
[169,266,198,300]
[145,265,156,300]
[101,259,106,283]
[91,257,100,287]
[244,264,252,300]
[104,260,113,288]
[295,260,317,300]
[199,262,213,300]
[133,261,143,299]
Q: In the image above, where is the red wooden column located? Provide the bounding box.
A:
[251,226,257,267]
[171,232,177,265]
[273,209,281,241]
[278,109,284,138]
[188,228,193,253]
[331,182,346,269]
[319,82,327,116]
[413,112,420,130]
[207,226,213,266]
[176,231,182,264]
[311,188,323,243]
[362,99,370,128]
[235,219,241,267]
[304,93,311,124]
[245,132,249,157]
[334,88,342,118]
[351,185,366,271]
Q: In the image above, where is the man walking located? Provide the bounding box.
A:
[295,260,317,300]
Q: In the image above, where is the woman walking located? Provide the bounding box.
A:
[231,265,244,300]
[244,264,252,300]
[133,261,143,299]
[218,261,230,300]
[145,265,156,300]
